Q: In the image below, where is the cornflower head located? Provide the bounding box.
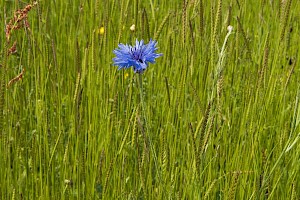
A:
[112,39,162,74]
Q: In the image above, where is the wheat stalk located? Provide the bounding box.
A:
[284,56,296,92]
[201,116,214,154]
[142,8,151,40]
[280,0,292,42]
[226,5,232,28]
[228,171,241,199]
[182,0,187,46]
[211,0,222,66]
[199,0,204,35]
[103,157,115,197]
[291,182,297,200]
[118,108,137,154]
[237,16,251,59]
[154,11,171,41]
[258,33,269,90]
[204,179,217,199]
[131,108,138,147]
[198,101,212,163]
[136,130,146,199]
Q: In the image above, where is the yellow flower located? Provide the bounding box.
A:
[99,27,105,35]
[124,72,129,79]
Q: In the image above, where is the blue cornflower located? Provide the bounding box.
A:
[112,39,162,73]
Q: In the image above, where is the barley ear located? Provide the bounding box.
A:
[201,116,214,154]
[204,179,217,199]
[228,171,240,199]
[291,182,297,200]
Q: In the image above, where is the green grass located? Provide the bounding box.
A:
[0,0,299,199]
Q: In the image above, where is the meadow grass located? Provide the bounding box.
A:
[0,0,299,199]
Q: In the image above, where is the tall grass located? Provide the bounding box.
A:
[0,0,299,199]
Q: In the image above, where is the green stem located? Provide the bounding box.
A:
[137,74,161,183]
[0,41,8,135]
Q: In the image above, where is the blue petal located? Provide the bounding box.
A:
[112,39,162,73]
